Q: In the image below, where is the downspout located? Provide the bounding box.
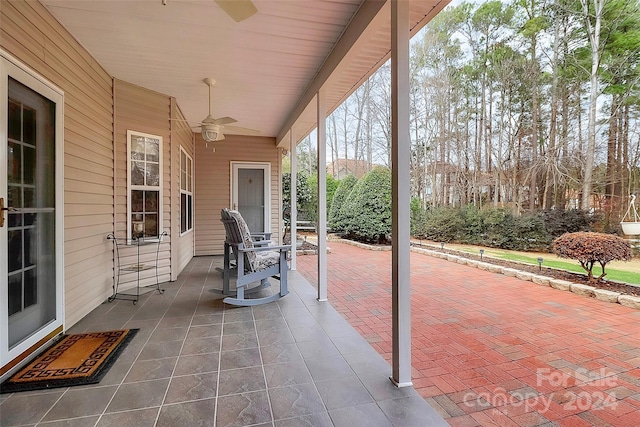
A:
[112,77,117,288]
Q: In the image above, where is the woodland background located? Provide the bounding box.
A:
[288,0,640,232]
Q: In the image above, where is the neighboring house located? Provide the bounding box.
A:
[0,0,447,385]
[327,158,374,179]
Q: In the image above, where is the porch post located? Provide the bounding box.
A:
[390,0,412,387]
[317,90,328,301]
[290,131,297,270]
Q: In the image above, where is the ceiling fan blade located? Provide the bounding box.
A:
[223,125,261,136]
[170,117,203,128]
[213,116,237,125]
[215,0,257,22]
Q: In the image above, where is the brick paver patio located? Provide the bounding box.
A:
[297,241,640,426]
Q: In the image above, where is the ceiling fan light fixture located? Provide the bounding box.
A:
[202,124,220,142]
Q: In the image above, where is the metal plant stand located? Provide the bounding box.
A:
[106,231,167,304]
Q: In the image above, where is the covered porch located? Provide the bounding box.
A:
[1,0,447,387]
[0,257,445,426]
[0,0,450,422]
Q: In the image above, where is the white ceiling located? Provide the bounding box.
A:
[40,0,447,142]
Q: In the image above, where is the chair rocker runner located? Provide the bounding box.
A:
[220,209,291,306]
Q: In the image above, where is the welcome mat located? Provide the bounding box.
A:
[0,329,138,393]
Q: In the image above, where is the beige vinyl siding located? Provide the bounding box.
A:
[114,80,173,290]
[172,100,195,277]
[1,2,114,327]
[194,135,281,255]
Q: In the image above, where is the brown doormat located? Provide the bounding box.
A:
[0,329,138,393]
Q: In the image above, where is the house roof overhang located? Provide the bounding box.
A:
[40,0,449,147]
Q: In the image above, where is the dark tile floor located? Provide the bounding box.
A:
[0,256,447,427]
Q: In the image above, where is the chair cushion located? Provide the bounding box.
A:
[254,251,281,270]
[228,210,257,270]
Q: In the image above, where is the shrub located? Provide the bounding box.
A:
[410,198,428,237]
[510,211,552,251]
[459,205,489,244]
[543,209,593,238]
[326,174,340,211]
[306,174,340,219]
[420,206,464,242]
[340,166,392,243]
[553,232,632,282]
[328,175,357,233]
[282,171,313,225]
[481,208,509,247]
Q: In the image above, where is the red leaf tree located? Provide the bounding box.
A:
[553,232,632,282]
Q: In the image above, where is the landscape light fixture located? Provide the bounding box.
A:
[537,257,543,271]
[441,242,445,249]
[479,249,484,260]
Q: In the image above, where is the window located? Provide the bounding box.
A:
[180,147,193,234]
[127,131,162,240]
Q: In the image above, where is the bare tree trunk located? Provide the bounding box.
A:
[580,0,605,210]
[366,79,372,173]
[621,104,630,208]
[605,96,619,220]
[342,103,349,166]
[330,114,338,177]
[543,16,561,210]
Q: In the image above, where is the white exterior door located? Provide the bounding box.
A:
[231,162,270,233]
[1,51,64,370]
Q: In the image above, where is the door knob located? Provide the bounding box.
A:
[0,198,17,228]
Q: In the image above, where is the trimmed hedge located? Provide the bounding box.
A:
[412,206,557,251]
[340,167,392,243]
[328,175,358,232]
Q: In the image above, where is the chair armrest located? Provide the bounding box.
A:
[251,232,272,241]
[238,245,291,253]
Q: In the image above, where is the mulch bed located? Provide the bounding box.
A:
[283,234,319,251]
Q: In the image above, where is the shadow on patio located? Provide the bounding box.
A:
[0,256,446,427]
[297,241,640,427]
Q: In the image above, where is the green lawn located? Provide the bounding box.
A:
[486,251,640,285]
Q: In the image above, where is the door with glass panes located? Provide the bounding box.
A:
[1,53,63,369]
[231,162,270,234]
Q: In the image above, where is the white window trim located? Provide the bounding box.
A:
[180,146,193,236]
[127,130,163,241]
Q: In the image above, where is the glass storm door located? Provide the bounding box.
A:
[231,162,270,233]
[1,53,63,369]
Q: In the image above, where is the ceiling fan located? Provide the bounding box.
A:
[214,0,257,22]
[161,0,257,22]
[194,78,260,143]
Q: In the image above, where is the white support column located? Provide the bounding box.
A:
[290,131,297,271]
[390,0,412,388]
[317,90,328,301]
